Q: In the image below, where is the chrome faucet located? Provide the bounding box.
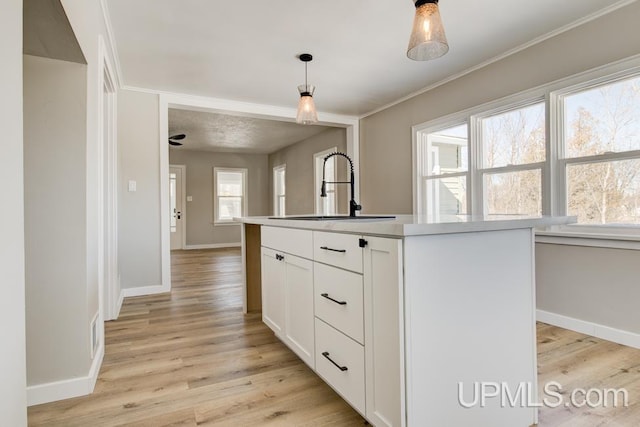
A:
[320,152,362,217]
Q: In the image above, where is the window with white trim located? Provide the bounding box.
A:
[414,58,640,234]
[214,167,247,223]
[314,147,337,215]
[478,101,546,215]
[418,124,468,218]
[273,165,286,216]
[558,75,640,225]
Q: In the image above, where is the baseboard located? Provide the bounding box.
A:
[27,341,104,406]
[537,309,640,349]
[183,242,241,250]
[121,283,170,298]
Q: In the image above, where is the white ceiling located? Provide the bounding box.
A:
[106,0,629,117]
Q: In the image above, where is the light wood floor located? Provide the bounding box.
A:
[28,248,640,426]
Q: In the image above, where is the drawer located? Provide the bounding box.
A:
[313,231,363,273]
[315,318,365,415]
[314,263,364,344]
[262,226,313,259]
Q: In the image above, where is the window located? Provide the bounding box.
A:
[559,75,640,225]
[417,124,468,218]
[214,167,247,223]
[479,102,545,215]
[315,148,337,215]
[273,165,286,216]
[414,58,640,235]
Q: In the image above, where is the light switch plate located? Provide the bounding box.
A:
[187,196,193,202]
[128,180,137,192]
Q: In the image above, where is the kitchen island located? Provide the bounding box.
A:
[238,214,572,427]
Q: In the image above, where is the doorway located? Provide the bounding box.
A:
[170,165,186,250]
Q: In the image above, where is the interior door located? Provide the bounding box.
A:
[170,166,184,249]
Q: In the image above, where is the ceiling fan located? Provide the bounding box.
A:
[169,133,186,146]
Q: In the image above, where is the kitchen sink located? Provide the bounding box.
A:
[268,215,396,221]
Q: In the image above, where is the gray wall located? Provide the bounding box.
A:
[359,1,640,339]
[168,149,269,246]
[118,90,162,289]
[24,55,90,384]
[268,127,348,215]
[360,1,640,214]
[536,243,640,334]
[1,0,27,422]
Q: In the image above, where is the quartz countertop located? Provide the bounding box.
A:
[236,214,576,237]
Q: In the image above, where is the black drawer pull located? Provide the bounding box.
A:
[322,351,348,371]
[275,253,284,261]
[320,246,346,253]
[321,293,347,305]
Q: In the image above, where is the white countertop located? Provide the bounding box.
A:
[237,214,576,237]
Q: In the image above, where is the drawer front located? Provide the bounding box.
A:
[314,263,364,344]
[315,318,365,415]
[262,226,313,259]
[313,231,363,273]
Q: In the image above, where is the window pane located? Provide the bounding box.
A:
[484,169,541,215]
[217,171,243,196]
[567,159,640,225]
[482,103,545,168]
[218,196,242,220]
[426,124,468,175]
[425,176,467,216]
[564,76,640,158]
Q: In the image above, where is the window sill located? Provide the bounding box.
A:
[535,225,640,250]
[213,221,241,227]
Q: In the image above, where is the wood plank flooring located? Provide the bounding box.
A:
[28,248,640,426]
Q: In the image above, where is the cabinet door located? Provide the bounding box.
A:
[363,237,405,427]
[261,247,286,336]
[284,254,315,368]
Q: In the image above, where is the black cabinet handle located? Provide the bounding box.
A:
[275,254,284,261]
[320,246,346,253]
[322,351,348,371]
[321,293,347,305]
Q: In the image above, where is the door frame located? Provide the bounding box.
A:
[98,35,121,322]
[169,164,187,250]
[158,93,360,295]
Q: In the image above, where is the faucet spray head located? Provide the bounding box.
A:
[320,180,327,197]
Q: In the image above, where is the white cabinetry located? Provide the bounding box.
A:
[261,226,404,426]
[363,237,404,427]
[261,227,315,368]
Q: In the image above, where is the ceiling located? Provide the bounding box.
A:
[24,0,85,64]
[168,108,333,154]
[106,0,629,118]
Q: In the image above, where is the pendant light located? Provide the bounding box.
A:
[296,53,318,125]
[407,0,449,61]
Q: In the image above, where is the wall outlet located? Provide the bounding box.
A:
[187,196,193,202]
[128,180,136,192]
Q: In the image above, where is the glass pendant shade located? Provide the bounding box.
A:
[296,84,318,125]
[407,1,449,61]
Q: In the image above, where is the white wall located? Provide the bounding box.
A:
[0,0,27,423]
[24,54,90,384]
[118,90,162,288]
